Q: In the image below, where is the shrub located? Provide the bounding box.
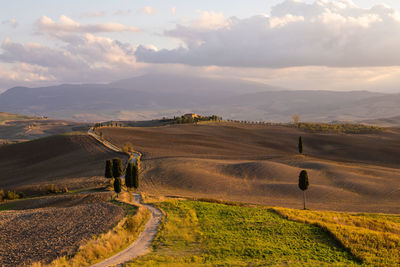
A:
[123,143,134,153]
[6,190,19,200]
[0,189,4,201]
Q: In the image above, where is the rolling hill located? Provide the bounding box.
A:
[97,123,400,213]
[0,112,87,143]
[0,134,128,194]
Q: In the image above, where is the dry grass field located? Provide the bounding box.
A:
[98,122,400,213]
[0,134,128,194]
[0,192,124,267]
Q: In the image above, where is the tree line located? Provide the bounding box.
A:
[105,157,140,196]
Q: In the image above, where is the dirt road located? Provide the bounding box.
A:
[91,193,162,267]
[88,128,162,266]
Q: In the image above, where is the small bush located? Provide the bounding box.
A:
[0,189,4,201]
[122,143,134,153]
[6,190,19,200]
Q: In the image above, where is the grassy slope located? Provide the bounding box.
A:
[274,208,400,266]
[128,200,358,266]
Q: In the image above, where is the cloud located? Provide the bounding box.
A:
[171,7,177,15]
[0,38,84,68]
[37,15,140,34]
[0,33,145,86]
[140,6,158,15]
[136,0,400,68]
[193,11,229,30]
[79,11,106,18]
[2,18,18,28]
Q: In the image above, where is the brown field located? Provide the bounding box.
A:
[0,134,128,194]
[0,112,88,142]
[98,123,400,213]
[0,192,124,266]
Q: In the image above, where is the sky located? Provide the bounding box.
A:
[1,0,400,93]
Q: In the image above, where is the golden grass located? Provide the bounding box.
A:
[31,192,150,267]
[274,208,400,266]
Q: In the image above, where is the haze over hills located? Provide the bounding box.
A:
[0,73,399,123]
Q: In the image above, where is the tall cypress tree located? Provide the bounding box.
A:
[133,164,139,189]
[114,177,122,196]
[298,136,303,154]
[298,170,309,210]
[112,158,123,178]
[105,160,113,178]
[125,162,133,188]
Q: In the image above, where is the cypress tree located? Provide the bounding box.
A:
[125,162,133,188]
[298,170,309,210]
[133,164,139,189]
[298,136,303,154]
[112,158,123,178]
[114,177,122,196]
[105,160,113,178]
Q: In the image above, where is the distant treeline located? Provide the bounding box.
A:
[93,118,383,134]
[288,122,383,134]
[163,115,222,124]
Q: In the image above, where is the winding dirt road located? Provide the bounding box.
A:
[88,128,163,266]
[91,194,162,267]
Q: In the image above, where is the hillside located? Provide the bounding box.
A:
[1,73,398,122]
[0,112,87,143]
[0,134,128,194]
[361,115,400,127]
[98,123,400,213]
[0,74,280,121]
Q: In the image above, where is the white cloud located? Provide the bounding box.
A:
[37,15,140,34]
[136,0,400,68]
[0,32,145,87]
[171,7,177,15]
[140,6,158,15]
[193,11,229,30]
[2,18,18,28]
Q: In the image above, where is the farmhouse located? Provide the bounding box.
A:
[183,113,199,119]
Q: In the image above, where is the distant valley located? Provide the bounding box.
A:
[0,73,399,124]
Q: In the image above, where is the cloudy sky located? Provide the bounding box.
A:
[1,0,400,92]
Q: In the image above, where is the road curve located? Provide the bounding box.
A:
[88,127,163,266]
[91,194,163,267]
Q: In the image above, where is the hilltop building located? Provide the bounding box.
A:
[183,113,199,119]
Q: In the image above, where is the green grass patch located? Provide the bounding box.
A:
[128,200,359,266]
[274,208,400,266]
[0,201,18,211]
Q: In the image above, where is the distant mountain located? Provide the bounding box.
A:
[0,73,398,122]
[360,115,400,127]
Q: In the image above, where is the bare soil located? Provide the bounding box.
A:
[98,123,400,213]
[0,192,124,266]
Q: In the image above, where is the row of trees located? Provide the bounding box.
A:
[105,158,140,196]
